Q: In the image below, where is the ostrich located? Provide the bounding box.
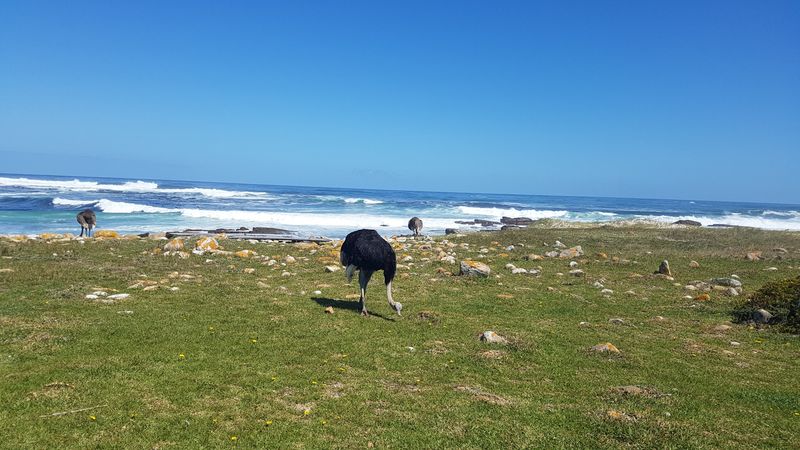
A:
[340,229,402,317]
[76,209,97,237]
[408,217,423,237]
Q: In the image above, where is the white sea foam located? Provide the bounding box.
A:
[457,206,569,220]
[0,176,270,199]
[344,197,384,205]
[96,199,176,214]
[52,197,97,206]
[641,214,800,231]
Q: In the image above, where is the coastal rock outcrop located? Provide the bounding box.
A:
[460,260,491,277]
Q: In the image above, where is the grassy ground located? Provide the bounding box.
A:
[1,226,799,449]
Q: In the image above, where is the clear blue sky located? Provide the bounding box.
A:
[1,1,798,203]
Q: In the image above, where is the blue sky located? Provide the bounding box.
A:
[1,1,798,203]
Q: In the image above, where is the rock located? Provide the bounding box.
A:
[117,310,134,315]
[107,293,130,300]
[284,255,296,264]
[195,237,220,252]
[324,306,334,314]
[773,247,788,253]
[673,219,702,226]
[764,267,778,271]
[569,261,578,268]
[600,289,614,295]
[695,293,710,301]
[753,309,773,324]
[324,265,340,273]
[689,260,700,268]
[91,291,108,297]
[609,318,624,325]
[714,324,732,332]
[684,285,697,291]
[281,271,292,277]
[440,255,456,264]
[94,230,120,239]
[459,260,491,277]
[164,238,184,251]
[235,249,257,258]
[85,294,99,300]
[506,245,515,251]
[544,251,560,258]
[500,217,533,226]
[243,268,256,274]
[0,268,14,273]
[553,240,566,248]
[746,251,762,261]
[445,228,459,235]
[710,278,742,288]
[590,342,620,354]
[402,255,413,262]
[656,260,672,277]
[528,269,541,276]
[596,252,608,259]
[511,268,528,274]
[505,263,517,270]
[726,287,739,296]
[524,254,544,261]
[559,246,584,258]
[569,269,585,277]
[479,331,507,344]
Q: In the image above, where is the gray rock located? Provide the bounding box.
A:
[569,261,578,268]
[569,269,585,277]
[460,260,491,277]
[500,217,534,226]
[511,268,528,274]
[710,278,742,288]
[673,219,702,226]
[559,246,584,258]
[445,228,459,235]
[753,309,773,324]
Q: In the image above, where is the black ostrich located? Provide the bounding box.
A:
[340,229,402,317]
[408,217,423,237]
[76,209,97,237]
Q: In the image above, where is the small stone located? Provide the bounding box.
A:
[695,293,710,301]
[281,271,292,277]
[324,265,340,273]
[243,268,256,274]
[609,318,624,325]
[85,294,99,300]
[511,268,528,274]
[593,281,604,289]
[313,290,322,295]
[92,291,108,297]
[505,263,516,270]
[764,267,778,271]
[528,269,541,276]
[726,287,739,296]
[601,289,614,295]
[506,245,515,251]
[569,269,585,277]
[284,255,296,264]
[480,331,507,344]
[324,306,334,314]
[559,246,584,258]
[730,341,741,347]
[590,342,620,354]
[569,261,578,268]
[554,240,566,248]
[684,285,697,291]
[524,254,544,261]
[117,310,134,315]
[689,260,700,268]
[714,324,732,332]
[545,251,560,258]
[235,250,257,258]
[107,293,130,300]
[402,255,413,262]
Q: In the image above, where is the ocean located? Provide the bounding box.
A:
[1,173,798,238]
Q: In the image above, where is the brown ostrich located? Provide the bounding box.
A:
[76,209,97,237]
[408,217,423,237]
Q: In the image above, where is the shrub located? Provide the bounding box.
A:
[732,276,800,333]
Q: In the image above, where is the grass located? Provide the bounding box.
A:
[1,226,799,448]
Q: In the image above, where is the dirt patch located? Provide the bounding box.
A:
[454,385,511,406]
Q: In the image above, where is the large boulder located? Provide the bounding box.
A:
[164,238,184,251]
[460,260,491,277]
[195,237,220,252]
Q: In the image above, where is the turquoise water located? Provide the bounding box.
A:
[2,173,799,238]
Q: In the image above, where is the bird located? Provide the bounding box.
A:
[408,217,423,237]
[339,229,402,317]
[76,209,97,237]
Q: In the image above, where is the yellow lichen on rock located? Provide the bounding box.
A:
[235,249,257,258]
[195,237,220,252]
[94,230,120,239]
[164,238,184,251]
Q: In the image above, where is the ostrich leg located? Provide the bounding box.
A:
[358,270,374,316]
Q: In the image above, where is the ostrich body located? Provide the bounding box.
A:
[408,217,423,237]
[340,229,402,317]
[76,209,97,237]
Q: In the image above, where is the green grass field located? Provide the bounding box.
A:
[1,226,799,448]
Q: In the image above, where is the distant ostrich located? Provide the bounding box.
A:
[408,217,423,237]
[76,209,96,237]
[340,229,402,317]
